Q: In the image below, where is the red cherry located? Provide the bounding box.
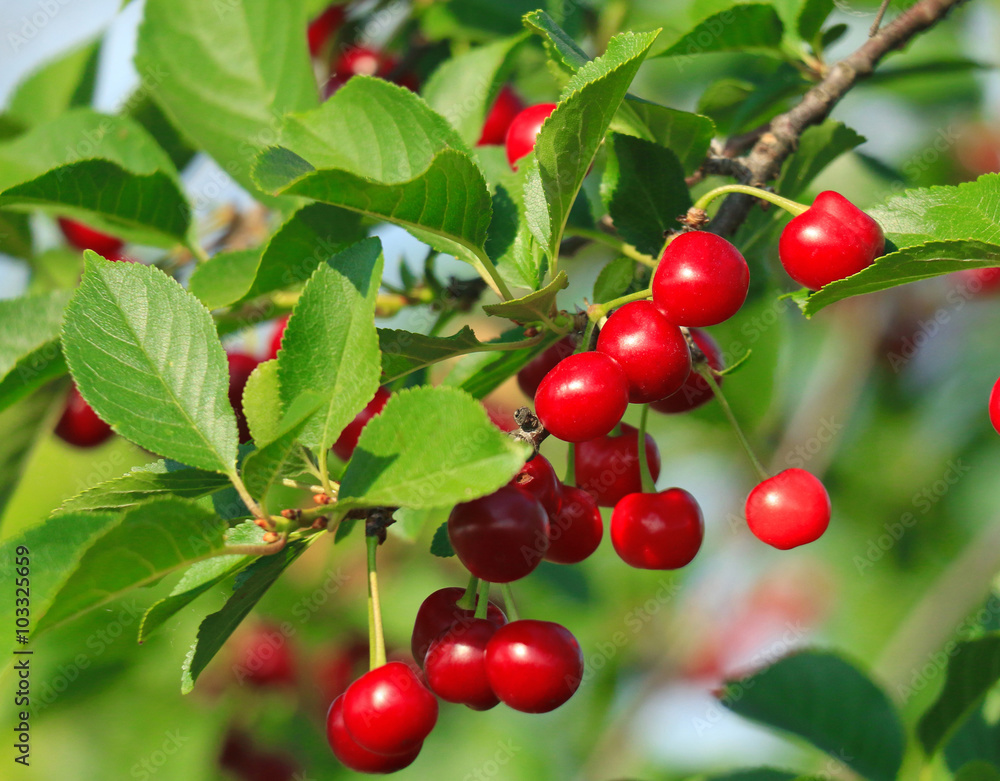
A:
[991,378,1000,435]
[327,694,421,774]
[484,620,583,713]
[424,618,500,711]
[517,335,577,399]
[54,384,113,448]
[745,468,831,550]
[574,423,661,508]
[960,267,1000,295]
[410,587,506,668]
[268,315,289,360]
[447,484,549,582]
[335,46,390,79]
[505,103,556,170]
[778,191,885,290]
[57,217,123,256]
[342,662,438,756]
[596,300,691,403]
[227,352,259,443]
[307,5,345,57]
[611,488,704,569]
[478,86,525,146]
[650,328,724,414]
[510,454,561,516]
[243,752,301,781]
[534,352,629,443]
[332,387,391,461]
[234,624,295,687]
[652,232,749,327]
[545,486,603,564]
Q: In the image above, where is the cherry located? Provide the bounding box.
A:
[447,484,549,582]
[511,454,561,516]
[307,5,345,57]
[596,300,691,403]
[424,618,500,711]
[484,620,584,713]
[327,694,421,774]
[341,661,438,756]
[317,638,369,702]
[544,486,603,565]
[960,267,1000,295]
[410,587,506,668]
[611,488,704,569]
[516,335,577,399]
[505,103,556,170]
[335,46,391,80]
[54,384,113,448]
[745,468,831,550]
[534,352,629,443]
[574,424,661,507]
[332,387,391,461]
[650,328,724,415]
[233,624,295,687]
[57,217,123,256]
[778,191,885,290]
[652,232,749,327]
[227,352,259,444]
[478,86,524,146]
[990,377,1000,435]
[268,315,289,360]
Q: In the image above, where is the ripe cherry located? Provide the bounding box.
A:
[332,387,391,461]
[327,694,421,774]
[424,618,500,711]
[611,488,704,570]
[234,624,295,687]
[227,352,259,444]
[652,232,749,327]
[335,46,391,79]
[960,267,1000,295]
[57,217,123,256]
[485,620,584,713]
[410,587,506,668]
[511,454,561,516]
[307,5,345,57]
[991,377,1000,435]
[650,328,724,415]
[778,191,885,290]
[575,424,661,508]
[505,103,556,170]
[745,468,831,550]
[517,335,577,399]
[268,315,289,360]
[54,384,113,448]
[478,86,524,146]
[534,352,629,443]
[596,300,691,403]
[545,486,603,565]
[448,484,549,582]
[342,661,438,756]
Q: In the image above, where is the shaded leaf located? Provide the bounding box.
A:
[657,5,784,59]
[593,256,635,304]
[0,290,70,413]
[60,460,231,513]
[430,520,455,557]
[482,271,568,321]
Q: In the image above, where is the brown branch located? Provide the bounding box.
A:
[709,0,970,238]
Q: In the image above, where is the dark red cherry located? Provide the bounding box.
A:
[778,191,885,290]
[332,387,391,461]
[424,618,499,711]
[745,468,830,550]
[596,300,691,403]
[227,352,259,443]
[327,694,421,774]
[511,454,561,516]
[991,377,1000,435]
[650,328,724,414]
[54,384,113,448]
[544,486,603,565]
[505,103,556,170]
[410,587,506,668]
[342,662,438,756]
[268,315,289,360]
[447,484,549,582]
[485,620,583,713]
[534,352,629,443]
[610,488,704,570]
[57,217,123,256]
[307,5,345,57]
[961,267,1000,295]
[479,86,525,146]
[517,335,577,399]
[574,423,661,508]
[234,624,295,687]
[652,232,749,327]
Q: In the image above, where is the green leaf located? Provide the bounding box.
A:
[611,97,716,175]
[62,254,240,474]
[778,121,866,199]
[657,4,785,59]
[379,325,518,383]
[525,30,659,257]
[278,238,383,451]
[723,650,905,781]
[423,34,528,146]
[523,9,590,72]
[181,538,311,693]
[59,460,231,513]
[482,271,568,321]
[36,498,234,634]
[486,166,546,290]
[242,360,283,445]
[0,391,57,519]
[0,110,189,247]
[339,386,529,509]
[800,240,1000,317]
[593,256,636,304]
[946,709,1000,770]
[918,633,1000,755]
[430,521,455,557]
[953,762,1000,781]
[601,133,691,256]
[136,0,319,199]
[126,93,197,172]
[446,329,563,399]
[7,41,100,128]
[0,209,33,260]
[702,769,801,781]
[798,0,835,42]
[187,250,261,310]
[0,290,70,413]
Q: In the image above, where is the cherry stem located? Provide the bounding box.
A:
[691,184,809,218]
[576,318,598,355]
[228,472,266,521]
[474,580,491,620]
[696,366,770,482]
[564,226,658,268]
[457,574,478,611]
[564,443,576,487]
[500,583,520,622]
[588,287,654,322]
[473,248,514,301]
[636,404,656,494]
[366,534,387,670]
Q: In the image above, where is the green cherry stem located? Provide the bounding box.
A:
[228,472,266,520]
[500,583,520,622]
[366,533,387,670]
[565,226,658,268]
[474,580,491,620]
[695,365,770,482]
[588,287,654,323]
[636,404,656,493]
[457,574,478,611]
[692,184,809,218]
